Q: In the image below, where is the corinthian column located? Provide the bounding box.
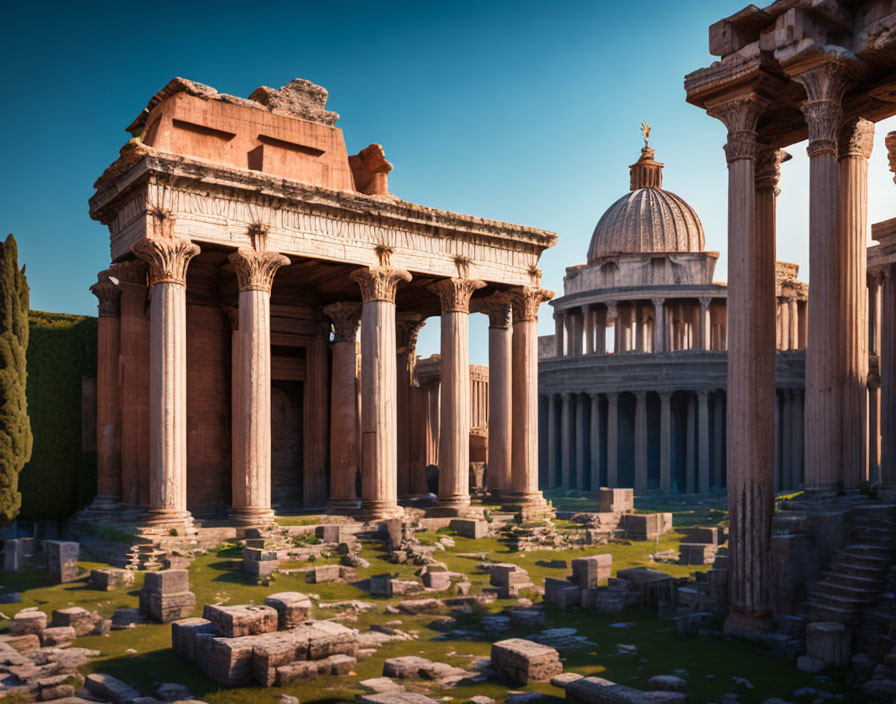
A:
[505,285,554,512]
[478,295,513,499]
[350,265,412,520]
[396,313,425,502]
[653,298,665,352]
[227,247,289,526]
[634,391,647,495]
[839,118,874,487]
[323,302,362,514]
[427,276,485,514]
[88,273,122,516]
[792,61,850,491]
[131,234,200,528]
[659,391,672,493]
[707,93,775,634]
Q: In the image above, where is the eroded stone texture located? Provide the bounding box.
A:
[491,638,562,685]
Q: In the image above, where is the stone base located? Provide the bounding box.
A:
[326,498,361,516]
[425,499,475,518]
[356,500,404,522]
[723,609,773,640]
[230,507,277,528]
[84,496,122,519]
[500,492,553,517]
[140,509,195,535]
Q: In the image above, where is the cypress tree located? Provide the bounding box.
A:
[0,234,30,527]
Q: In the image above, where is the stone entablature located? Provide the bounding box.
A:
[563,252,720,296]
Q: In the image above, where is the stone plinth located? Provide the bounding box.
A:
[4,538,27,572]
[140,569,195,623]
[89,568,135,591]
[806,621,851,667]
[45,541,79,583]
[571,555,612,589]
[491,638,562,685]
[264,592,313,629]
[598,488,633,513]
[202,604,279,638]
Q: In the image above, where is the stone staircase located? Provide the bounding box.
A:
[806,506,896,625]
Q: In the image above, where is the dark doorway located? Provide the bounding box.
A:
[271,380,303,508]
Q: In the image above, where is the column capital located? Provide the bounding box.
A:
[474,292,513,329]
[839,117,875,160]
[659,391,673,402]
[350,266,412,303]
[510,286,554,323]
[755,149,790,194]
[323,302,362,343]
[634,390,647,400]
[606,391,619,402]
[106,259,148,287]
[131,235,200,287]
[699,296,712,310]
[228,248,290,293]
[589,392,601,401]
[90,277,121,317]
[652,297,665,307]
[428,277,486,313]
[396,312,426,353]
[793,62,850,156]
[886,131,896,182]
[696,389,710,401]
[707,93,768,163]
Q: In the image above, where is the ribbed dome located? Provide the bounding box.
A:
[587,146,705,264]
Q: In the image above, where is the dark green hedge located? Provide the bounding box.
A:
[20,310,97,521]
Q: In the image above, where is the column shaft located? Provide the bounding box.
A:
[883,268,896,486]
[634,392,648,495]
[561,394,572,490]
[576,395,588,490]
[590,394,602,491]
[686,392,696,494]
[653,299,665,353]
[607,392,619,487]
[484,300,513,497]
[659,392,672,494]
[697,390,710,494]
[548,395,559,488]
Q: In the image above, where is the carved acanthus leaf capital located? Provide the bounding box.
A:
[349,266,412,303]
[106,260,148,287]
[755,149,790,194]
[229,248,290,293]
[885,131,896,182]
[510,286,554,323]
[839,118,875,159]
[323,302,362,343]
[428,277,486,314]
[473,292,513,329]
[131,235,200,286]
[396,312,426,353]
[794,62,850,156]
[90,278,121,317]
[707,94,767,163]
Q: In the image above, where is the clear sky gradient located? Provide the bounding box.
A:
[3,0,896,365]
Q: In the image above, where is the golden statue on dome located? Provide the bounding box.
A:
[641,121,651,147]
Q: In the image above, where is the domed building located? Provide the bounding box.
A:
[537,139,808,496]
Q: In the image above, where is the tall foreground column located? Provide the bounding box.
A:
[88,273,122,515]
[350,265,412,520]
[131,233,200,527]
[324,302,362,513]
[838,118,874,487]
[506,285,554,511]
[481,296,513,498]
[794,62,849,491]
[228,247,289,526]
[430,276,485,514]
[708,94,776,633]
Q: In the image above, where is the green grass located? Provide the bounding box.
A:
[0,506,863,704]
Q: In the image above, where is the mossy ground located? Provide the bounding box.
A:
[0,500,861,704]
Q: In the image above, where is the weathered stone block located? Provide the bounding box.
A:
[242,547,279,563]
[369,574,394,596]
[40,626,76,647]
[422,571,451,590]
[594,589,626,614]
[89,568,134,591]
[203,604,278,638]
[143,569,190,595]
[253,631,304,686]
[0,633,39,653]
[208,635,259,686]
[807,621,851,667]
[4,538,26,572]
[307,620,358,659]
[317,525,344,543]
[396,599,441,615]
[143,591,196,623]
[243,559,279,576]
[264,592,313,629]
[52,607,101,636]
[571,555,612,589]
[544,577,581,609]
[307,564,341,583]
[681,527,719,545]
[598,488,633,513]
[566,676,651,704]
[357,692,439,704]
[449,519,487,539]
[10,609,46,635]
[276,659,319,684]
[621,513,666,540]
[45,541,79,583]
[491,638,562,685]
[85,673,141,704]
[171,617,216,662]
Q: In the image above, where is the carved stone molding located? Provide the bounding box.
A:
[90,279,121,317]
[131,235,200,286]
[349,266,412,303]
[228,248,290,293]
[755,149,789,194]
[510,286,554,323]
[707,94,767,163]
[396,312,425,353]
[839,118,875,160]
[886,131,896,182]
[323,302,362,343]
[474,292,513,329]
[105,259,148,287]
[428,277,486,314]
[794,63,850,157]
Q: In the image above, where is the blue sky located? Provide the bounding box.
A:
[3,0,896,365]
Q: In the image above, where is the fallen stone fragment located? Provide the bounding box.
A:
[648,675,687,693]
[52,607,102,637]
[40,626,76,648]
[491,638,562,685]
[396,599,441,614]
[203,604,278,638]
[85,673,141,704]
[264,592,313,629]
[356,692,438,704]
[551,672,584,689]
[11,609,47,636]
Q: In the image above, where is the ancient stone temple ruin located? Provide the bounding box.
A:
[685,0,896,640]
[85,77,555,531]
[538,140,808,496]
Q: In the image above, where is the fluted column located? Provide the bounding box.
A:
[227,247,290,526]
[429,276,485,514]
[547,395,559,488]
[659,392,672,494]
[870,357,882,484]
[883,266,896,487]
[608,302,619,354]
[686,392,696,493]
[575,394,588,491]
[707,93,775,633]
[131,233,200,528]
[788,298,799,349]
[324,302,362,513]
[88,273,122,516]
[697,390,710,494]
[481,295,513,498]
[839,118,874,487]
[595,306,607,354]
[699,298,711,351]
[585,306,595,355]
[506,285,554,511]
[554,311,564,357]
[713,392,724,489]
[634,391,647,495]
[561,394,572,489]
[396,313,425,502]
[782,390,794,490]
[606,392,619,488]
[590,393,602,491]
[350,265,412,520]
[653,298,665,353]
[792,62,850,491]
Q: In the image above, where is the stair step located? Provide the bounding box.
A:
[809,581,879,599]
